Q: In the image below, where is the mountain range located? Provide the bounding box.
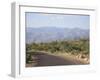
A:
[26,27,89,44]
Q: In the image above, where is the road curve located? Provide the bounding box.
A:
[27,52,88,67]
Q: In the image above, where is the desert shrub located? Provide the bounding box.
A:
[26,39,89,55]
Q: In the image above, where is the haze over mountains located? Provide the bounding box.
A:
[26,27,89,44]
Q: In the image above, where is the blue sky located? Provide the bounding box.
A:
[26,12,90,29]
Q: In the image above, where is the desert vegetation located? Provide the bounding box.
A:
[26,39,89,65]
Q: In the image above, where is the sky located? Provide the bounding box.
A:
[25,12,90,29]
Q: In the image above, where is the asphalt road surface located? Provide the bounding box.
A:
[26,52,87,67]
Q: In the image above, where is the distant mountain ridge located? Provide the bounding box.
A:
[26,27,89,44]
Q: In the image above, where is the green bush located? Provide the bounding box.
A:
[26,39,89,55]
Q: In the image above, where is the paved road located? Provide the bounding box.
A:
[29,52,87,67]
